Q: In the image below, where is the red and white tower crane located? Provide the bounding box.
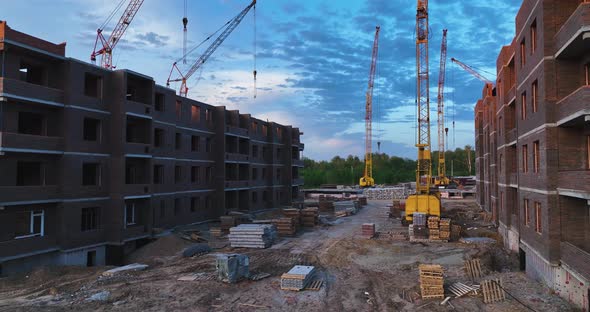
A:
[91,0,144,70]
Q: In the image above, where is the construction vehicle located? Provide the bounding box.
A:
[434,29,449,188]
[91,0,144,69]
[403,0,441,225]
[359,26,380,188]
[451,58,496,97]
[167,0,256,97]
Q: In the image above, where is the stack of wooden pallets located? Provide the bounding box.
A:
[418,264,445,299]
[280,265,316,291]
[283,209,301,227]
[361,223,376,238]
[481,279,506,303]
[439,218,451,240]
[272,217,297,237]
[301,207,319,227]
[428,216,440,240]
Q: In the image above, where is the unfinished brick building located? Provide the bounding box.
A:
[475,0,590,309]
[0,21,304,274]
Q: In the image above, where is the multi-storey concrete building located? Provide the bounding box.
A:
[0,21,304,274]
[475,1,590,309]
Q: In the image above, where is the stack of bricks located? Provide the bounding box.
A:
[220,216,237,233]
[272,218,297,237]
[301,207,319,227]
[361,223,376,239]
[210,227,223,238]
[283,209,301,228]
[419,264,445,299]
[439,218,451,241]
[428,216,440,241]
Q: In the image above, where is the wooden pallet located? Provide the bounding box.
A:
[448,282,480,298]
[481,279,506,304]
[464,258,483,280]
[419,264,445,299]
[305,280,323,291]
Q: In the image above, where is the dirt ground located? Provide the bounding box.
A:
[0,199,574,312]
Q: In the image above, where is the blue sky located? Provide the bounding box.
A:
[2,0,520,160]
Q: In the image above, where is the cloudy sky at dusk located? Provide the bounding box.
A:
[2,0,520,160]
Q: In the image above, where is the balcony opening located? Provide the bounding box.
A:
[126,116,150,144]
[175,132,182,150]
[262,168,267,179]
[292,167,299,179]
[276,168,281,181]
[125,158,149,184]
[16,161,44,186]
[86,251,96,267]
[239,138,249,155]
[174,198,181,216]
[191,166,200,183]
[15,210,44,239]
[18,112,46,135]
[225,191,238,211]
[276,127,283,140]
[225,163,237,181]
[126,75,152,105]
[277,148,282,160]
[83,118,101,142]
[155,93,165,112]
[252,145,259,158]
[263,191,269,201]
[191,135,200,152]
[153,165,164,184]
[239,164,249,180]
[154,128,165,147]
[19,61,45,86]
[191,105,200,123]
[82,163,101,186]
[252,191,258,203]
[175,100,182,118]
[205,108,212,123]
[560,196,590,253]
[81,207,100,232]
[190,197,199,213]
[262,125,268,137]
[84,73,102,98]
[226,136,238,154]
[252,168,258,180]
[175,165,183,184]
[125,202,136,226]
[251,121,258,134]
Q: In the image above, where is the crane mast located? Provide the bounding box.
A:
[436,29,448,184]
[360,26,380,188]
[415,0,431,195]
[167,0,256,97]
[91,0,144,70]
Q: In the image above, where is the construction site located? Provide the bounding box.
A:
[0,0,589,311]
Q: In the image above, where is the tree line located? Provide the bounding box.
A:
[302,146,475,188]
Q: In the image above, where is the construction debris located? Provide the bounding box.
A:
[464,258,483,280]
[418,264,445,299]
[361,223,376,239]
[481,279,506,304]
[249,272,271,281]
[229,224,277,249]
[448,282,480,297]
[182,243,212,258]
[362,187,410,200]
[280,265,316,291]
[102,263,148,276]
[216,254,249,283]
[305,280,323,291]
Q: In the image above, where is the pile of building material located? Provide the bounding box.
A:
[220,216,237,233]
[418,264,445,299]
[283,209,301,225]
[362,187,410,200]
[428,216,440,241]
[216,254,249,283]
[439,218,451,240]
[210,227,223,238]
[361,223,376,238]
[413,212,427,226]
[280,265,316,291]
[301,207,319,227]
[409,224,429,240]
[389,200,402,218]
[358,196,368,206]
[228,224,277,248]
[449,282,480,297]
[272,218,297,237]
[451,224,462,241]
[318,201,335,213]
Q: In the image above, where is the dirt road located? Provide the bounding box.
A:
[0,199,573,311]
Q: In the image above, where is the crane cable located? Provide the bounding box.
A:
[253,3,257,99]
[99,0,127,31]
